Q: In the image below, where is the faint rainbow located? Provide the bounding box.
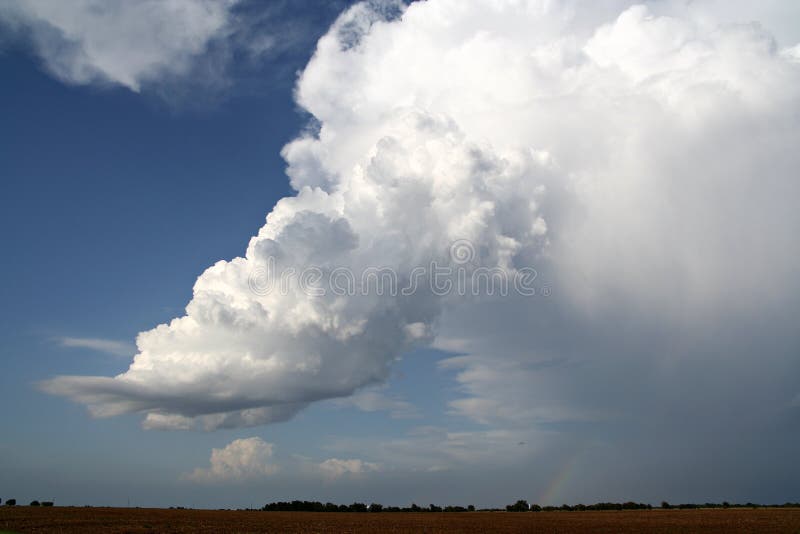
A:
[538,450,585,506]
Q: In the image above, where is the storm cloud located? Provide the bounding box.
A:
[40,2,800,498]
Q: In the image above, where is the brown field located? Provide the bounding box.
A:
[2,506,800,533]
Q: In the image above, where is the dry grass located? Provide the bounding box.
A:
[2,506,800,533]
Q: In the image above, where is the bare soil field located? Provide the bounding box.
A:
[2,506,800,533]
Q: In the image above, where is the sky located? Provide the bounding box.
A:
[1,0,799,509]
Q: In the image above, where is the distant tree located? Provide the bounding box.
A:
[42,501,54,507]
[444,505,467,512]
[723,501,730,509]
[429,504,442,512]
[350,502,368,513]
[467,504,475,512]
[369,503,383,512]
[530,504,542,512]
[6,499,16,506]
[661,501,671,509]
[30,500,40,506]
[410,503,421,512]
[506,499,529,512]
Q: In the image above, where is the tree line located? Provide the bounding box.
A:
[1,498,54,507]
[4,497,798,511]
[258,499,800,513]
[261,501,476,513]
[499,500,800,512]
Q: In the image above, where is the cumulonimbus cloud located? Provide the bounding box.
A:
[40,0,800,432]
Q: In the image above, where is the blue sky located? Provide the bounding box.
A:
[1,0,800,509]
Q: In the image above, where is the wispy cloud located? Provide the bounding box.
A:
[331,387,419,419]
[317,458,380,480]
[58,337,135,357]
[324,425,542,474]
[0,0,238,92]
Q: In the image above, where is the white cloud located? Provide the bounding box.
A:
[58,337,135,357]
[41,0,800,445]
[184,437,277,483]
[0,0,238,91]
[317,458,380,479]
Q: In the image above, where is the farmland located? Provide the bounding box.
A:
[2,506,800,533]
